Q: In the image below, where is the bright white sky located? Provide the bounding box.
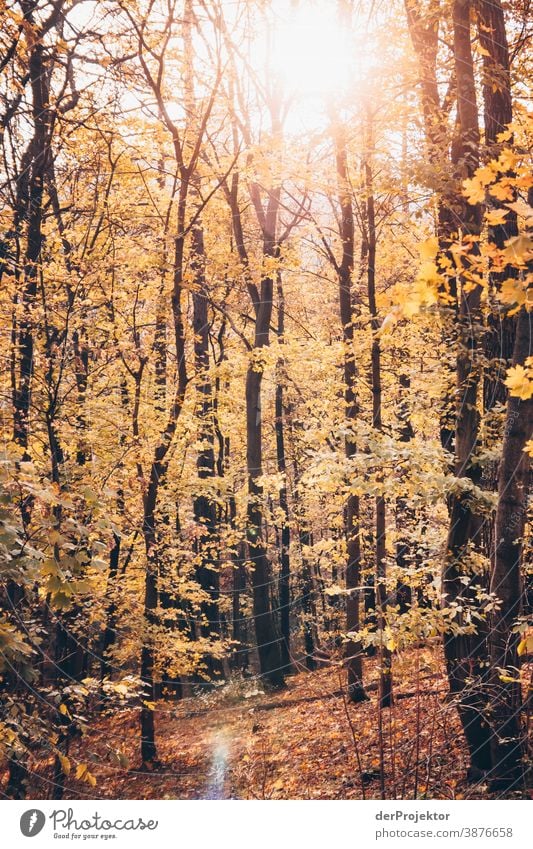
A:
[63,0,376,135]
[269,0,354,96]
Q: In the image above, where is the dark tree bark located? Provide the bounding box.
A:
[191,220,223,679]
[395,374,415,613]
[12,1,54,512]
[488,308,532,789]
[286,413,317,670]
[229,490,249,673]
[333,122,367,702]
[364,112,391,708]
[245,224,285,687]
[5,0,71,800]
[225,90,285,687]
[404,0,460,454]
[182,0,223,681]
[100,533,122,681]
[477,0,513,150]
[476,0,518,570]
[442,0,492,778]
[138,184,189,765]
[275,270,292,673]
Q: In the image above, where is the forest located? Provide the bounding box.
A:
[0,0,532,802]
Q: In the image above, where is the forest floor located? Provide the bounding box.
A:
[8,646,532,800]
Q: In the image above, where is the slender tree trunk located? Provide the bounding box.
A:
[13,4,52,521]
[395,374,415,613]
[442,0,492,778]
[287,417,317,670]
[224,82,285,687]
[100,533,121,681]
[477,0,513,150]
[139,185,188,764]
[404,0,459,455]
[364,115,391,707]
[183,0,222,680]
[246,243,285,685]
[275,271,291,673]
[191,220,222,679]
[477,0,517,571]
[333,122,367,702]
[101,382,131,682]
[140,479,160,767]
[488,307,532,789]
[478,8,533,790]
[229,490,248,673]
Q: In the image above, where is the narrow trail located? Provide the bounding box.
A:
[16,649,521,801]
[203,728,231,800]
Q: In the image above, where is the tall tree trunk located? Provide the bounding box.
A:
[404,0,459,454]
[333,122,367,702]
[246,235,285,687]
[183,0,222,680]
[395,374,415,613]
[364,114,391,707]
[13,2,52,511]
[191,220,222,679]
[287,416,317,670]
[442,0,492,779]
[229,489,248,673]
[488,309,532,789]
[222,46,286,687]
[140,477,160,767]
[238,91,286,687]
[139,182,189,765]
[477,0,517,570]
[275,270,291,673]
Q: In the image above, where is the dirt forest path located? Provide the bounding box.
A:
[13,647,512,801]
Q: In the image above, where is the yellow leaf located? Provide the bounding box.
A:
[59,754,70,775]
[419,236,439,261]
[497,148,519,172]
[496,128,513,144]
[517,635,533,656]
[502,234,533,266]
[506,199,533,225]
[75,763,96,786]
[477,163,498,185]
[490,181,514,202]
[463,176,486,205]
[485,208,509,227]
[401,294,421,318]
[499,277,526,307]
[505,365,533,400]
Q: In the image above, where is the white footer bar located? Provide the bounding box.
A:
[3,799,531,849]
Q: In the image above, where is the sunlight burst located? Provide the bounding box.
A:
[270,1,353,97]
